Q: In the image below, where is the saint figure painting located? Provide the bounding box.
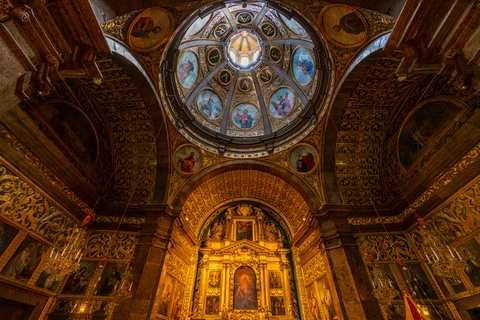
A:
[290,145,316,173]
[174,145,201,174]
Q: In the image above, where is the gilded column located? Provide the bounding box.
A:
[315,209,382,320]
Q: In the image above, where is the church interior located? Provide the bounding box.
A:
[1,0,480,319]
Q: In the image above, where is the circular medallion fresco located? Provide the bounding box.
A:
[174,144,201,174]
[269,88,295,118]
[164,2,331,157]
[177,51,199,88]
[127,7,174,52]
[293,47,315,85]
[289,144,317,173]
[319,4,368,47]
[232,104,260,129]
[197,90,223,120]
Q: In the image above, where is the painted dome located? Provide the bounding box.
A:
[162,1,331,157]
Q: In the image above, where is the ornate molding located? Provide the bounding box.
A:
[348,140,480,225]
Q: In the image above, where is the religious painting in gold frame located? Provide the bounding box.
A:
[1,235,47,283]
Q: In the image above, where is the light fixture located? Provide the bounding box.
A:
[45,226,87,279]
[415,214,467,280]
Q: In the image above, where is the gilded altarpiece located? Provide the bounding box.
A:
[193,203,299,320]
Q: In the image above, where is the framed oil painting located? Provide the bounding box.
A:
[205,296,220,315]
[402,264,438,299]
[319,4,368,47]
[427,264,466,298]
[232,104,260,130]
[177,51,199,88]
[269,88,295,118]
[366,264,401,299]
[307,284,320,320]
[157,274,174,316]
[174,144,201,174]
[236,221,253,241]
[171,285,185,320]
[127,7,174,52]
[95,262,127,296]
[458,238,480,287]
[234,266,257,310]
[270,296,285,315]
[289,144,317,173]
[197,90,223,120]
[269,271,282,289]
[208,271,221,288]
[35,264,63,292]
[398,98,462,170]
[1,235,46,282]
[317,277,336,319]
[292,47,314,85]
[61,260,97,295]
[36,101,97,171]
[0,219,19,257]
[468,306,480,320]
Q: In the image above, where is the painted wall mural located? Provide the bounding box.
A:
[36,101,98,171]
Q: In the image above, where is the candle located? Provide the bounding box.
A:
[50,249,54,258]
[432,249,439,261]
[447,246,454,258]
[425,253,431,263]
[454,248,462,260]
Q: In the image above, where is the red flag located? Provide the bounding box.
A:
[403,292,429,320]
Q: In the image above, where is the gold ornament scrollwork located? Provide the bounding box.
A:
[83,232,136,259]
[0,165,75,245]
[301,252,326,285]
[0,0,14,22]
[167,252,189,282]
[357,234,417,262]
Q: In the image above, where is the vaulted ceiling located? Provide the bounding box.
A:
[180,168,311,236]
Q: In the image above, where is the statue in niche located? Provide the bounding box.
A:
[264,221,278,241]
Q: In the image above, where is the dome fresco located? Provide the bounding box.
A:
[163,1,331,157]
